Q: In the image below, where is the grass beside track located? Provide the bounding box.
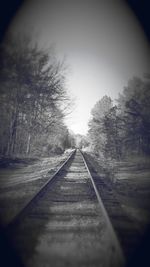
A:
[0,151,73,225]
[83,153,150,231]
[82,151,150,265]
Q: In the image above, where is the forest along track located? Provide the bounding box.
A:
[6,149,125,267]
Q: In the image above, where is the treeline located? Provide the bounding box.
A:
[0,34,74,157]
[88,76,150,159]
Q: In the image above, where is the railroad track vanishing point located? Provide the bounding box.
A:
[6,149,125,267]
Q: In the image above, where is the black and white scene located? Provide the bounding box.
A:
[0,0,150,266]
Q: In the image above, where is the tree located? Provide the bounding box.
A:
[117,76,150,155]
[88,96,112,156]
[0,33,71,157]
[103,106,124,159]
[88,76,150,159]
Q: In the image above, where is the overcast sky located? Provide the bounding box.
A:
[9,0,149,135]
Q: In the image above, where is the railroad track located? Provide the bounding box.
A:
[5,149,125,267]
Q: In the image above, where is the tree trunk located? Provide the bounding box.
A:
[26,133,31,155]
[10,114,18,155]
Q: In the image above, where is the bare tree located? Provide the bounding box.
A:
[0,33,72,157]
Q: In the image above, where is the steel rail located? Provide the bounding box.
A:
[6,149,76,228]
[79,149,125,266]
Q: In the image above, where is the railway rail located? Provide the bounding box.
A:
[83,152,142,261]
[5,149,125,267]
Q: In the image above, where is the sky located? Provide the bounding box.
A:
[9,0,149,135]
